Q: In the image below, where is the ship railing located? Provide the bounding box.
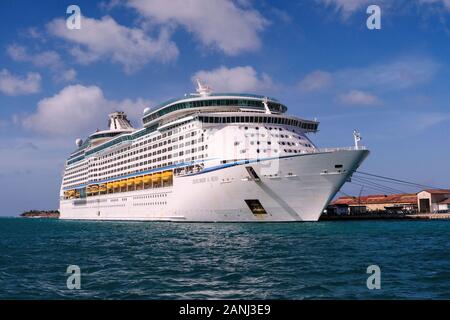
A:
[310,146,367,153]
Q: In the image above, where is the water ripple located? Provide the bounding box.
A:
[1,218,450,299]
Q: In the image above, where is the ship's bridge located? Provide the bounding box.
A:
[142,82,287,127]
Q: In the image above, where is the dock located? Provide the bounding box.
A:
[320,213,450,221]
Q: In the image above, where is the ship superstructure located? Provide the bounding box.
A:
[59,82,369,221]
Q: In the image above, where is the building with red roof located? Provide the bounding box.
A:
[330,193,418,215]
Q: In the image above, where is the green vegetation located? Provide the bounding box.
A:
[20,210,59,218]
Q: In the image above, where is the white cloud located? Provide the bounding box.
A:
[297,70,333,92]
[317,0,450,18]
[316,0,376,18]
[335,57,439,90]
[299,57,439,94]
[0,69,41,96]
[59,69,77,82]
[337,90,380,106]
[7,44,77,82]
[127,0,268,55]
[22,85,151,136]
[47,15,179,73]
[418,0,450,10]
[116,98,152,127]
[416,112,450,129]
[192,66,274,92]
[7,44,60,68]
[24,27,46,40]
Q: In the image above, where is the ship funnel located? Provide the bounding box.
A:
[108,111,134,131]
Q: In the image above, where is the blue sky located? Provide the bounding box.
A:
[1,0,450,215]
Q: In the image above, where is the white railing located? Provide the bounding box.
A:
[310,146,367,153]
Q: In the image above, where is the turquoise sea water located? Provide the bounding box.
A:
[1,217,450,299]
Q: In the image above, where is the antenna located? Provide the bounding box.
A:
[263,97,272,114]
[353,129,361,149]
[196,78,203,90]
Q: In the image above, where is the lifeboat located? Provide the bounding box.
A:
[151,173,162,182]
[127,178,134,186]
[99,184,107,192]
[135,176,143,185]
[89,185,98,195]
[107,183,113,190]
[119,180,126,188]
[143,175,152,183]
[162,171,173,180]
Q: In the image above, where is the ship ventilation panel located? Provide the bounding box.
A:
[245,200,267,215]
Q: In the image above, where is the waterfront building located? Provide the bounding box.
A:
[417,189,450,213]
[329,194,418,215]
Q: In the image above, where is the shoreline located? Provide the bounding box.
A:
[19,211,59,219]
[14,211,450,221]
[320,213,450,221]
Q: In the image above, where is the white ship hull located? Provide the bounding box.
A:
[59,149,368,222]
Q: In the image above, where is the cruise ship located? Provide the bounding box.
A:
[59,81,369,222]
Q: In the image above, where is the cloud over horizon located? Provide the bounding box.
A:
[337,90,381,106]
[297,70,333,92]
[316,0,450,19]
[7,44,76,82]
[47,15,179,73]
[192,66,274,93]
[21,84,151,137]
[0,69,41,96]
[126,0,268,55]
[296,56,440,107]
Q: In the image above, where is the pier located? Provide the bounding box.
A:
[320,212,450,221]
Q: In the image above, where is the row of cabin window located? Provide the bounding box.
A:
[89,155,206,184]
[76,129,202,182]
[95,131,198,166]
[64,171,87,182]
[85,126,160,157]
[92,138,203,173]
[92,149,206,180]
[197,116,317,130]
[69,118,195,165]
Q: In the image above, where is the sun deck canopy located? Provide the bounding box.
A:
[142,94,288,127]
